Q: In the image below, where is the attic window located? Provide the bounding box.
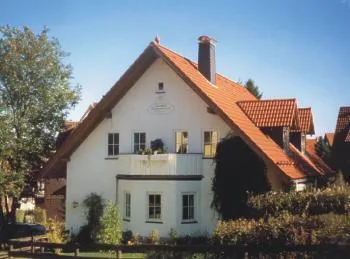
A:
[156,82,165,93]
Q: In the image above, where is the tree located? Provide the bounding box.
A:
[211,135,270,220]
[0,25,80,226]
[244,79,263,99]
[97,201,122,245]
[315,136,331,165]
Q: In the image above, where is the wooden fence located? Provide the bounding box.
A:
[6,239,350,258]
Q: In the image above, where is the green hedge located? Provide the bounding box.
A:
[247,186,350,217]
[215,213,350,245]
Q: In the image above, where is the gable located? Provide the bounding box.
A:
[237,99,299,129]
[297,108,315,135]
[42,41,310,180]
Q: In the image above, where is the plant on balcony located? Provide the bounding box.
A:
[151,138,165,154]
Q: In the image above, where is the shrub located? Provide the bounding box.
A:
[76,225,93,244]
[45,218,66,254]
[122,230,133,244]
[215,213,350,245]
[82,193,104,242]
[148,230,160,244]
[97,201,122,245]
[32,207,47,224]
[16,209,25,223]
[247,186,350,217]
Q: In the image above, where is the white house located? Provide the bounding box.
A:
[41,36,333,237]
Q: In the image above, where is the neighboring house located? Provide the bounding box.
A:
[306,138,335,183]
[41,36,333,237]
[43,121,77,220]
[325,132,334,147]
[43,104,98,219]
[331,107,350,181]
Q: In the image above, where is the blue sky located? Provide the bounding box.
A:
[1,0,350,136]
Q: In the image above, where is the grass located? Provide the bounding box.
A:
[61,251,145,258]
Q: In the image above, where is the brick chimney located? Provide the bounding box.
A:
[198,35,216,84]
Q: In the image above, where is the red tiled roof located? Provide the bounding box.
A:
[237,99,299,128]
[346,130,350,142]
[62,121,78,132]
[41,41,313,180]
[154,43,306,179]
[305,139,335,176]
[289,143,323,176]
[325,132,334,146]
[297,108,315,135]
[335,107,350,134]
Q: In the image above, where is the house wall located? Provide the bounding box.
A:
[66,59,232,236]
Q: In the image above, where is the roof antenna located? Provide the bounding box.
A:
[154,35,160,44]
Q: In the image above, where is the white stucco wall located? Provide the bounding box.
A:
[66,58,232,236]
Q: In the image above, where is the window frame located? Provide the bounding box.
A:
[124,191,131,220]
[147,193,162,222]
[203,130,218,158]
[107,133,119,156]
[181,192,196,223]
[175,131,189,154]
[134,132,146,153]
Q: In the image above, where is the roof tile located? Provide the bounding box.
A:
[155,43,307,179]
[297,108,315,134]
[237,99,298,128]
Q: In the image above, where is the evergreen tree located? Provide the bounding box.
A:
[244,79,263,99]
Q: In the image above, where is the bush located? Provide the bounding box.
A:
[215,213,350,245]
[32,207,47,224]
[247,186,350,217]
[76,225,93,244]
[97,201,122,245]
[45,218,66,254]
[148,230,160,244]
[16,209,25,223]
[82,193,104,242]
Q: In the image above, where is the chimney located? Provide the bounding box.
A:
[198,35,216,84]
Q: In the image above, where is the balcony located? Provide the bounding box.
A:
[117,154,203,175]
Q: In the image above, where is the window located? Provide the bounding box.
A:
[158,82,164,91]
[148,194,161,220]
[108,133,119,156]
[124,192,131,219]
[134,132,146,153]
[203,131,217,158]
[182,193,195,222]
[176,131,188,153]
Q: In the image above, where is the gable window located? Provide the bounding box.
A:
[203,131,217,158]
[134,132,146,153]
[108,133,119,156]
[124,192,131,219]
[176,131,188,154]
[148,194,161,220]
[182,193,196,222]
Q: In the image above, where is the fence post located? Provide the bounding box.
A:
[116,249,122,259]
[31,235,35,253]
[74,247,80,256]
[9,244,13,252]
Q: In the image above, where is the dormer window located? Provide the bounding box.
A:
[156,82,165,93]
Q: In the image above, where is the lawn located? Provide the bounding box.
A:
[62,251,145,258]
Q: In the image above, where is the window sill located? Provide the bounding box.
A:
[202,157,214,159]
[181,220,198,224]
[123,218,130,222]
[145,220,163,224]
[105,156,119,160]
